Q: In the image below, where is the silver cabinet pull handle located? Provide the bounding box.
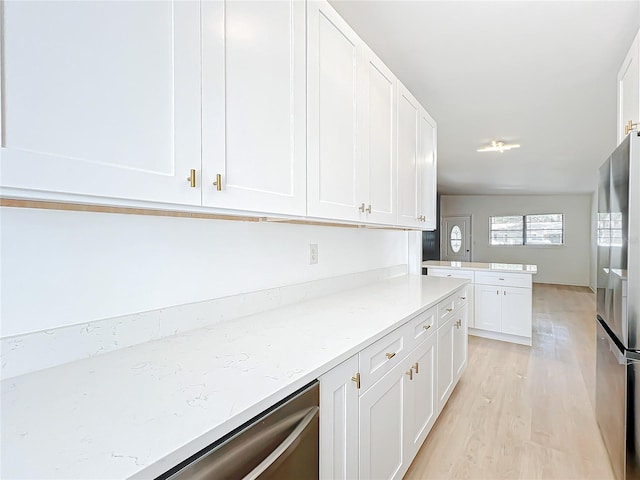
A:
[423,324,431,331]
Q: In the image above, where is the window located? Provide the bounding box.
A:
[526,214,564,245]
[489,214,564,246]
[597,212,623,247]
[450,225,462,253]
[490,216,524,245]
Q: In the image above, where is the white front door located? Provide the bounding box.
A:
[442,216,471,262]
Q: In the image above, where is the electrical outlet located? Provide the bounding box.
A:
[309,244,319,264]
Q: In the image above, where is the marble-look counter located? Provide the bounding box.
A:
[1,274,468,480]
[423,260,538,274]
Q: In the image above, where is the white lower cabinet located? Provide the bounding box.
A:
[359,360,407,480]
[320,287,468,479]
[319,355,359,480]
[474,284,502,331]
[501,287,532,337]
[453,305,468,382]
[426,266,533,345]
[437,316,455,410]
[474,284,532,342]
[404,334,437,460]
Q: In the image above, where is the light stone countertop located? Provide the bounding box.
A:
[1,274,468,480]
[422,260,538,274]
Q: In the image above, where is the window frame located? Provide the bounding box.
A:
[488,213,565,247]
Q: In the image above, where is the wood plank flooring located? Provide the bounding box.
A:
[404,283,614,479]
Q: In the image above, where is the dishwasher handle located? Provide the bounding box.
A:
[244,406,319,480]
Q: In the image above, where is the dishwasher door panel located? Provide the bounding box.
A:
[165,381,319,480]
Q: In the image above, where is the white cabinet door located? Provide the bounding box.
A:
[501,286,532,337]
[436,316,455,410]
[307,0,363,221]
[319,355,359,480]
[396,82,421,228]
[474,284,502,332]
[404,335,437,461]
[359,361,407,480]
[618,31,640,144]
[0,1,201,205]
[362,47,397,225]
[201,0,306,215]
[418,108,437,230]
[453,305,468,382]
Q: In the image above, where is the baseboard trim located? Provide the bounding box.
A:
[469,327,532,346]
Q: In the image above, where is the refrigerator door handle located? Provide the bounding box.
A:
[607,335,627,365]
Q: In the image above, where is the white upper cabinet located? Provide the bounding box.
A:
[201,0,306,216]
[397,83,421,228]
[361,48,398,225]
[0,1,202,205]
[397,81,438,230]
[2,0,436,228]
[419,108,437,230]
[307,0,363,221]
[618,30,640,144]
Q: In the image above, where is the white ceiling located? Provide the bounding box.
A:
[330,0,640,195]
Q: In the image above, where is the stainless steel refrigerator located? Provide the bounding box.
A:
[596,132,640,480]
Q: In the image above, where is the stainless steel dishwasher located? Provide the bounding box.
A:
[160,381,319,480]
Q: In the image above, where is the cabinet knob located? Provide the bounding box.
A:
[359,203,366,213]
[413,362,419,374]
[423,324,431,331]
[446,308,453,312]
[625,120,638,135]
[459,296,466,300]
[366,204,372,214]
[186,169,196,188]
[406,369,413,380]
[385,352,396,360]
[212,173,222,191]
[351,372,361,389]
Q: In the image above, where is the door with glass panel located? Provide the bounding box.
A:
[442,216,471,262]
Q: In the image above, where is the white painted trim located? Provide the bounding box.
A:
[469,327,532,346]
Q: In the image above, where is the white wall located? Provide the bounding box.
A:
[441,195,592,286]
[0,207,408,337]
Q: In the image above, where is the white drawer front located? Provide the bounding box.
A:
[454,285,470,312]
[427,268,475,282]
[405,306,436,352]
[437,293,457,327]
[475,271,531,288]
[358,326,407,393]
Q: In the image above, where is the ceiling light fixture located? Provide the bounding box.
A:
[477,140,521,153]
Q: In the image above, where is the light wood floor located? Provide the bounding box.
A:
[404,283,614,480]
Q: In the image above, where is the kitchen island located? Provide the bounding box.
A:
[423,260,537,346]
[1,274,468,480]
